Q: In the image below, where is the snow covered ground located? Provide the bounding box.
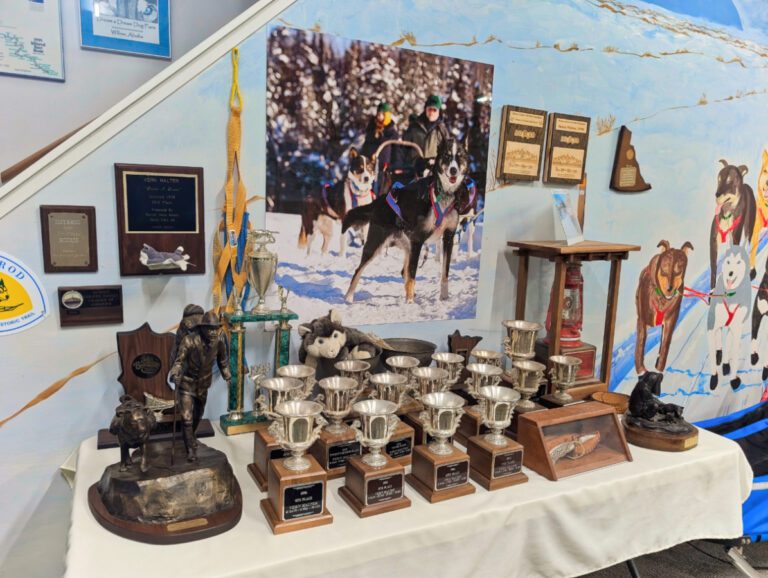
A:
[266,212,482,325]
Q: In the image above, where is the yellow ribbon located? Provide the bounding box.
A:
[212,47,250,314]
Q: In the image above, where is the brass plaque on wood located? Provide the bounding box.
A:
[40,205,98,273]
[116,322,175,403]
[610,125,651,192]
[58,285,123,327]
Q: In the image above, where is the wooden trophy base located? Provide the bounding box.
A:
[397,397,423,416]
[535,339,597,385]
[380,421,414,467]
[623,421,698,452]
[539,393,585,409]
[338,455,411,518]
[260,454,333,534]
[309,427,362,479]
[248,423,290,491]
[454,406,487,447]
[405,445,476,503]
[467,434,528,491]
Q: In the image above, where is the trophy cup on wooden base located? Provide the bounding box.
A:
[276,364,317,399]
[432,352,465,388]
[385,355,421,414]
[467,386,528,491]
[455,363,503,447]
[403,366,450,445]
[368,372,415,466]
[339,400,411,517]
[502,320,546,436]
[248,376,306,491]
[335,359,371,389]
[540,355,583,408]
[260,400,332,534]
[406,392,476,503]
[310,376,365,478]
[470,349,504,367]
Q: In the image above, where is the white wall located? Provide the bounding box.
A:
[0,0,256,173]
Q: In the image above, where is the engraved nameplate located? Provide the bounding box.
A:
[492,450,523,479]
[366,473,404,506]
[166,518,208,532]
[386,437,412,459]
[282,482,323,521]
[327,441,361,470]
[269,447,292,460]
[435,460,469,491]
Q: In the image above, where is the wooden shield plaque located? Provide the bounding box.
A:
[40,205,98,273]
[116,322,175,402]
[114,164,205,277]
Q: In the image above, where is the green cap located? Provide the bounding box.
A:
[425,95,443,109]
[377,102,392,113]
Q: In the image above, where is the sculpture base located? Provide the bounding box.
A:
[89,442,242,544]
[623,420,698,452]
[220,411,267,436]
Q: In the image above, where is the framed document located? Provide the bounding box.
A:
[543,113,591,185]
[40,205,97,273]
[496,105,547,182]
[114,164,205,277]
[0,1,64,81]
[79,0,170,59]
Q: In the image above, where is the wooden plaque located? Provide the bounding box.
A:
[40,205,97,273]
[114,164,205,277]
[116,322,175,403]
[518,401,632,481]
[543,113,591,185]
[610,126,652,192]
[496,105,547,182]
[58,285,123,327]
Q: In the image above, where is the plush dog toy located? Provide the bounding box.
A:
[298,309,381,369]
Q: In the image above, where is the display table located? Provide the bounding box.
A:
[65,427,752,578]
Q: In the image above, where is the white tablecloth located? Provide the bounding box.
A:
[65,426,753,578]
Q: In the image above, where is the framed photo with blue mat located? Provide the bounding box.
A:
[79,0,170,59]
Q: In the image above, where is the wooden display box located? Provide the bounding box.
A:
[518,401,632,481]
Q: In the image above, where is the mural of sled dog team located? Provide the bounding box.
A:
[634,152,768,399]
[265,26,493,324]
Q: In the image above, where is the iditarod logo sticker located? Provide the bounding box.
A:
[0,252,48,335]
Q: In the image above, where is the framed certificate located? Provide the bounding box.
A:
[114,164,205,276]
[40,205,98,272]
[79,0,170,59]
[0,0,65,81]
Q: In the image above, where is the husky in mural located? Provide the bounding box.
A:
[342,138,476,304]
[749,150,768,279]
[709,160,756,292]
[708,244,751,390]
[751,252,768,380]
[634,240,693,375]
[298,148,376,257]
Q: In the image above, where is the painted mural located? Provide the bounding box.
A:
[265,27,493,324]
[4,0,768,572]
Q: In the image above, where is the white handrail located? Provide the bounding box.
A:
[0,0,296,219]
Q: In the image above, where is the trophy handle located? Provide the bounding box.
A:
[362,371,372,389]
[309,415,327,445]
[255,394,268,416]
[387,415,400,438]
[268,420,285,445]
[353,382,366,402]
[288,388,305,401]
[464,376,477,398]
[491,376,502,387]
[350,420,364,444]
[418,410,431,435]
[397,390,409,407]
[315,393,325,405]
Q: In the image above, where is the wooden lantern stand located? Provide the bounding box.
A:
[508,240,639,399]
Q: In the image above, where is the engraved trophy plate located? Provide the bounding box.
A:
[282,482,324,521]
[327,441,362,470]
[365,473,404,506]
[492,451,523,480]
[386,437,412,459]
[435,461,469,491]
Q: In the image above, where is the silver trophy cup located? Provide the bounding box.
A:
[470,349,504,368]
[317,376,365,434]
[268,400,326,471]
[411,366,450,400]
[276,364,317,399]
[464,362,504,398]
[255,376,306,417]
[368,372,411,409]
[334,359,371,389]
[431,352,465,386]
[476,385,521,446]
[351,399,400,468]
[385,355,420,380]
[502,320,542,359]
[549,355,582,403]
[512,359,546,410]
[419,391,466,456]
[247,229,278,314]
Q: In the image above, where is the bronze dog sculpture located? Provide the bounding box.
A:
[635,240,693,374]
[109,395,157,473]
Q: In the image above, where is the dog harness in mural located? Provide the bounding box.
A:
[715,212,742,243]
[350,188,375,209]
[386,178,476,227]
[722,299,740,327]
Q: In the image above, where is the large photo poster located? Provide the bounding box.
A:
[0,0,64,81]
[266,27,493,325]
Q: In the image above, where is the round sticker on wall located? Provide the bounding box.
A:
[0,251,49,336]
